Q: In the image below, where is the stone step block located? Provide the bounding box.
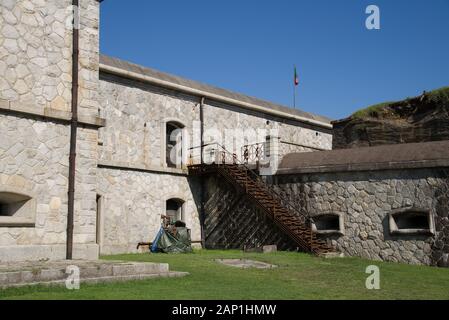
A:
[112,262,169,276]
[1,271,189,289]
[0,260,183,288]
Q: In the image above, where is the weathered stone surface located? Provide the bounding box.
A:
[0,259,186,288]
[96,168,201,255]
[0,0,100,262]
[215,259,277,269]
[271,168,449,267]
[0,115,70,249]
[0,0,99,115]
[98,70,332,169]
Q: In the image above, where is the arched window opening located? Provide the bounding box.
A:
[165,198,185,225]
[166,121,184,168]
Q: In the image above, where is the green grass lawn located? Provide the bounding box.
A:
[1,250,449,300]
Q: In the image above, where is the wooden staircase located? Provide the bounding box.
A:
[188,147,333,255]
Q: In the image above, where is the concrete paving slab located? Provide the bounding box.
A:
[215,259,277,269]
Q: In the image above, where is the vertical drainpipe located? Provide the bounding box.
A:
[200,97,205,164]
[199,97,206,248]
[67,0,80,260]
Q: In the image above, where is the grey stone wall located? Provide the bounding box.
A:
[270,168,449,266]
[98,73,332,169]
[0,114,98,261]
[78,0,101,116]
[0,114,69,246]
[0,0,99,115]
[1,0,73,111]
[0,0,100,261]
[203,100,332,156]
[96,168,201,255]
[98,74,199,167]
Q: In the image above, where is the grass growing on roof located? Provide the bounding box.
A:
[351,101,396,119]
[350,86,449,120]
[1,250,449,300]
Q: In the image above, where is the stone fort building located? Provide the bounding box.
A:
[1,1,448,267]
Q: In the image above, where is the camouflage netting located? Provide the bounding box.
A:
[151,226,193,253]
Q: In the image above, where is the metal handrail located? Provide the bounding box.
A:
[188,143,314,226]
[241,142,267,163]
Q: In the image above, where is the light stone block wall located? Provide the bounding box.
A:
[271,168,449,266]
[97,168,201,255]
[98,73,331,169]
[98,74,199,167]
[78,0,100,116]
[73,127,99,246]
[0,0,100,115]
[0,0,100,262]
[203,101,332,159]
[0,117,100,262]
[278,120,332,151]
[0,115,69,244]
[0,114,72,261]
[1,0,73,111]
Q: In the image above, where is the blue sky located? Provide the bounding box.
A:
[100,0,449,120]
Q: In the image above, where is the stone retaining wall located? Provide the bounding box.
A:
[269,168,449,266]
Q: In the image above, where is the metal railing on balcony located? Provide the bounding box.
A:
[188,142,268,166]
[241,142,268,164]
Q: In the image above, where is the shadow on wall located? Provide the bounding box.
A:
[188,174,298,250]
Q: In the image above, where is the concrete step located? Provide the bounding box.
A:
[319,252,345,259]
[0,260,188,288]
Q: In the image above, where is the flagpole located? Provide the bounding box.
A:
[293,81,296,109]
[293,65,296,109]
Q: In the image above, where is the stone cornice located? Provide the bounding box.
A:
[0,99,105,128]
[97,160,188,176]
[275,159,449,175]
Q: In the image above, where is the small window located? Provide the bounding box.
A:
[166,121,184,168]
[165,198,184,224]
[265,136,271,158]
[312,213,344,235]
[0,191,36,227]
[0,192,32,217]
[389,208,435,235]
